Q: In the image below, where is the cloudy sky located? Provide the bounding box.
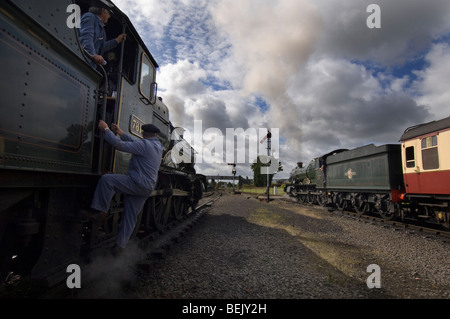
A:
[114,0,450,179]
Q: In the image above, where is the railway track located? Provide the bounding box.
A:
[0,192,222,298]
[138,191,222,259]
[328,208,450,241]
[283,196,450,242]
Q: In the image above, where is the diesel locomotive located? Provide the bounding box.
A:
[0,0,205,285]
[286,116,450,228]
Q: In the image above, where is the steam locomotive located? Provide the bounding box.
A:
[0,0,205,285]
[286,116,450,228]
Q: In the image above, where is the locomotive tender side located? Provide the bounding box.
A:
[0,0,98,174]
[324,144,405,218]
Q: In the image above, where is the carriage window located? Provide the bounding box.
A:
[139,53,156,103]
[421,136,439,170]
[405,146,415,168]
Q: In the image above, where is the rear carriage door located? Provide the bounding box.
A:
[403,142,420,193]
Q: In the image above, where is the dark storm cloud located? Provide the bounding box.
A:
[316,0,450,65]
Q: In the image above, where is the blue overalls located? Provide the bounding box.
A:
[91,130,163,248]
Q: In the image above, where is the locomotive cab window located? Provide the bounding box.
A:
[139,53,157,104]
[102,20,138,85]
[122,31,138,84]
[405,146,415,168]
[421,135,439,170]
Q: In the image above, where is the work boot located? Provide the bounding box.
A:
[81,209,108,226]
[110,244,125,257]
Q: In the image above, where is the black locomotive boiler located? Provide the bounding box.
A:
[0,0,205,285]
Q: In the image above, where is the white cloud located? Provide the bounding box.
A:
[414,43,450,119]
[113,0,176,38]
[158,60,207,96]
[210,0,322,97]
[112,0,450,179]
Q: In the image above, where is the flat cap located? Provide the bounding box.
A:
[90,0,112,10]
[142,124,160,134]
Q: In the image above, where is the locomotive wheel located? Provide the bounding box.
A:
[172,197,189,221]
[377,210,395,221]
[335,193,347,211]
[306,194,315,204]
[149,196,170,231]
[317,193,328,207]
[296,195,306,204]
[172,178,187,220]
[192,177,203,209]
[353,195,367,216]
[374,198,395,221]
[336,200,347,211]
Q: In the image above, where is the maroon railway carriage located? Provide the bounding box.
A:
[400,116,450,226]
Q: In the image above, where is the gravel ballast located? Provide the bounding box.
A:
[130,193,449,299]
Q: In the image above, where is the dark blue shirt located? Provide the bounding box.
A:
[78,12,118,68]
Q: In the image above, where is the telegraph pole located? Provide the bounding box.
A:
[259,130,272,202]
[227,163,237,194]
[266,130,272,202]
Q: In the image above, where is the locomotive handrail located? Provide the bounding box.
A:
[82,49,109,121]
[104,21,127,171]
[83,49,110,173]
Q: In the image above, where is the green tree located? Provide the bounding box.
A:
[251,156,283,187]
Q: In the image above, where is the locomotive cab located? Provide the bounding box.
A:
[75,0,151,99]
[74,0,162,174]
